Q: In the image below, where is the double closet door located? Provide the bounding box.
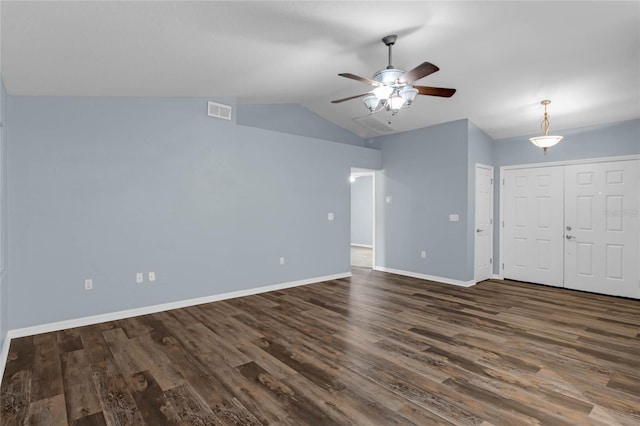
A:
[502,159,639,299]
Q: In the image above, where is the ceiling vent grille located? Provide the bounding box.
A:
[207,101,232,120]
[353,115,393,134]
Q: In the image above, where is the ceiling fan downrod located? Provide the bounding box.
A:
[382,35,397,69]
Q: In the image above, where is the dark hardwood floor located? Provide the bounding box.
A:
[2,268,639,425]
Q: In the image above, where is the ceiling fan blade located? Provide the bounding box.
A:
[338,73,380,86]
[331,93,371,104]
[414,86,457,97]
[399,62,439,84]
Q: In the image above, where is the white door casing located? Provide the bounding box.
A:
[475,165,494,282]
[564,160,639,298]
[503,167,565,287]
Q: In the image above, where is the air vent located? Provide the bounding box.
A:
[207,101,232,120]
[353,115,393,134]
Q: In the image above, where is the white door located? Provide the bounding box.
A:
[564,160,640,298]
[503,167,564,286]
[475,165,494,282]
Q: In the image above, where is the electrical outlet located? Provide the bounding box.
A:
[84,279,93,290]
[327,212,334,221]
[148,272,156,282]
[136,272,144,284]
[280,257,285,265]
[421,251,426,259]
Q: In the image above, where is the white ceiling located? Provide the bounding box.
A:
[2,1,638,139]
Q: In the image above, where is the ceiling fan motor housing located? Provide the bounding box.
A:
[373,68,405,85]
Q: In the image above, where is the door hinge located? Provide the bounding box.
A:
[502,178,505,185]
[490,178,493,185]
[490,258,493,264]
[502,220,505,227]
[490,218,493,225]
[502,263,504,270]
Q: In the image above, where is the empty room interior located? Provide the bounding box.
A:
[0,1,639,425]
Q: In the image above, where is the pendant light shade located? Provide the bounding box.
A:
[529,100,563,155]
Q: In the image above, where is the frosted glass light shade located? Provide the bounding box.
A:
[362,95,379,112]
[529,135,564,148]
[389,94,405,113]
[399,87,418,105]
[373,85,393,100]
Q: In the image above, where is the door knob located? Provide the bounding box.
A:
[566,226,572,231]
[476,229,483,233]
[566,235,575,240]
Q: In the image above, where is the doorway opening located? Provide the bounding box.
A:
[350,169,375,269]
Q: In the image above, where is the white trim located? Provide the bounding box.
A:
[499,165,505,284]
[350,243,373,248]
[373,266,475,287]
[372,172,377,270]
[0,333,10,381]
[350,171,375,178]
[500,154,640,171]
[3,272,351,341]
[491,274,504,280]
[350,169,377,269]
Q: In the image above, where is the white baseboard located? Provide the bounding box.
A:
[373,266,475,287]
[350,244,373,248]
[491,274,504,280]
[0,333,10,382]
[0,272,351,379]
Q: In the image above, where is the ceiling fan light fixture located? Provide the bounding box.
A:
[529,100,563,155]
[389,93,405,114]
[399,87,418,106]
[331,35,456,119]
[362,94,380,112]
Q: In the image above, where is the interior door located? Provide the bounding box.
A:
[475,165,493,282]
[564,160,639,298]
[503,167,564,286]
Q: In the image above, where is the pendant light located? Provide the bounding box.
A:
[529,100,563,155]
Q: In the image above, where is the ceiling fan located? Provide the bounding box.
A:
[331,35,456,115]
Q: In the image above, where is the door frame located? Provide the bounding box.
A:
[350,170,376,269]
[498,154,640,280]
[474,163,494,283]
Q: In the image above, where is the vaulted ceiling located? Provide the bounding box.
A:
[2,1,638,139]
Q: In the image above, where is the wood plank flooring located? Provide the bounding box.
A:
[2,268,640,425]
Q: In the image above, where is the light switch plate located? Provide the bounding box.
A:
[328,212,334,221]
[449,214,460,222]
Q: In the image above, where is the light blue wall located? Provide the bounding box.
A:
[6,91,636,330]
[7,96,381,329]
[492,119,640,274]
[350,175,373,246]
[0,79,7,344]
[370,119,473,281]
[237,103,365,147]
